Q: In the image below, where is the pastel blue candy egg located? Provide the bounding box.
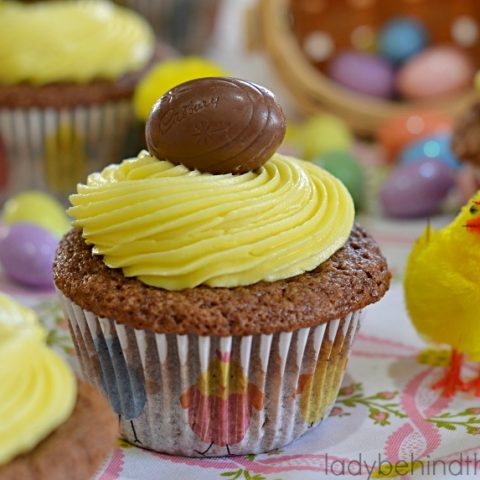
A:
[0,223,59,288]
[380,158,454,218]
[398,134,461,170]
[378,17,429,65]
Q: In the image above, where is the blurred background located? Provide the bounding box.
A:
[1,0,480,288]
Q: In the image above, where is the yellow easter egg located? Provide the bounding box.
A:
[2,191,70,237]
[295,114,353,160]
[134,57,227,121]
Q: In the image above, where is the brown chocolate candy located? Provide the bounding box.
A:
[145,77,286,174]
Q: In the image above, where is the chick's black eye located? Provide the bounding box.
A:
[470,205,478,214]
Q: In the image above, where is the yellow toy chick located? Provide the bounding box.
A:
[404,191,480,397]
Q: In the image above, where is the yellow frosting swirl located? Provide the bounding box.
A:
[0,1,154,84]
[69,152,354,290]
[0,294,76,466]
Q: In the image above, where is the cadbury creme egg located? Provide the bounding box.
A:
[145,77,286,174]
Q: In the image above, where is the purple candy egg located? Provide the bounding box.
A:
[328,50,395,99]
[0,223,59,288]
[380,158,454,218]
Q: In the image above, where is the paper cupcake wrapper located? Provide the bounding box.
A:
[118,0,220,54]
[0,101,132,202]
[59,292,362,457]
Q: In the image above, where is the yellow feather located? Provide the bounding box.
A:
[404,191,480,360]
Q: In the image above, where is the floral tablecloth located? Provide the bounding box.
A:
[3,216,480,480]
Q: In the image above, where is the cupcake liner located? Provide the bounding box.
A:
[117,0,220,54]
[0,101,132,202]
[59,291,362,457]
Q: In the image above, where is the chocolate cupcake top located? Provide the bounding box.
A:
[54,227,390,336]
[68,77,355,291]
[55,225,390,336]
[0,1,154,84]
[69,151,354,290]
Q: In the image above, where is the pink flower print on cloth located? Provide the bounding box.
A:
[180,350,264,454]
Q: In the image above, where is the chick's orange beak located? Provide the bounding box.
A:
[466,215,480,234]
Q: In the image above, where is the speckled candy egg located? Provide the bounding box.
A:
[380,159,454,218]
[328,50,395,99]
[378,110,452,161]
[378,17,429,65]
[0,223,59,288]
[399,133,461,170]
[397,47,475,100]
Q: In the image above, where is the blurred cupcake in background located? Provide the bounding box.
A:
[0,0,164,202]
[115,0,221,55]
[0,293,118,479]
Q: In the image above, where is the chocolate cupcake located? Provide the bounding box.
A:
[0,0,163,201]
[0,293,118,479]
[54,77,390,456]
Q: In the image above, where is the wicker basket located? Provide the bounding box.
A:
[248,0,479,134]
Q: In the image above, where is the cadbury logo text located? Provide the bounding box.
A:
[160,97,220,133]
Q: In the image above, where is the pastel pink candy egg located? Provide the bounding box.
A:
[397,46,475,101]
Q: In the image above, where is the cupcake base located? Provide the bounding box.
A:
[0,101,132,202]
[59,292,361,457]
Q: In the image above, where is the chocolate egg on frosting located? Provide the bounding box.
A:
[146,77,286,174]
